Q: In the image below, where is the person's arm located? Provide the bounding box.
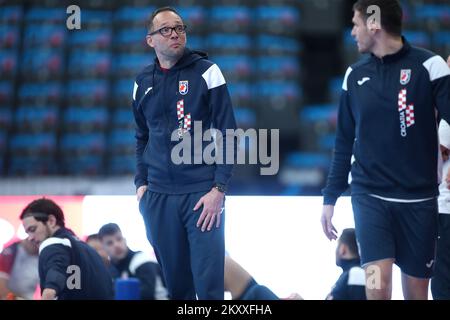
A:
[206,64,238,189]
[322,67,355,205]
[132,80,149,199]
[0,244,15,299]
[321,68,356,240]
[39,244,72,300]
[0,278,10,300]
[41,288,57,300]
[425,55,450,124]
[195,64,237,232]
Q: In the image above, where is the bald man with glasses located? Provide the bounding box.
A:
[132,7,237,300]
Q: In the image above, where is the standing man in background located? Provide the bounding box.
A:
[132,7,237,299]
[321,0,450,299]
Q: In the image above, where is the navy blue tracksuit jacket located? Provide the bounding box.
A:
[323,38,450,204]
[132,48,237,193]
[38,228,113,300]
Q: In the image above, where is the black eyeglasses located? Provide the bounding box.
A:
[148,24,187,37]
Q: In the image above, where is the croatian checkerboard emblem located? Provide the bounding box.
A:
[400,69,411,85]
[398,89,414,137]
[179,80,188,95]
[176,99,191,138]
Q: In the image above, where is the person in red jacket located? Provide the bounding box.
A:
[0,239,39,300]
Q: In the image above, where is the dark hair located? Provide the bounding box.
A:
[20,198,65,227]
[98,223,121,240]
[86,234,100,242]
[147,6,181,33]
[339,228,359,257]
[353,0,402,37]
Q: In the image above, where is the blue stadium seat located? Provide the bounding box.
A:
[21,49,63,78]
[256,6,300,33]
[0,82,14,105]
[18,82,62,104]
[0,50,18,78]
[415,4,450,23]
[328,77,343,103]
[186,35,204,51]
[109,154,135,175]
[227,82,252,104]
[212,55,252,79]
[114,6,156,25]
[0,25,20,49]
[81,10,112,27]
[69,29,112,49]
[112,79,134,106]
[8,155,56,175]
[279,152,331,193]
[10,133,56,154]
[112,109,134,128]
[343,28,355,47]
[67,80,109,103]
[403,30,431,48]
[0,130,6,152]
[68,50,111,77]
[300,104,337,124]
[207,33,251,52]
[63,106,108,131]
[256,56,300,79]
[116,28,146,47]
[24,24,66,48]
[256,80,301,102]
[113,53,152,77]
[25,7,66,24]
[210,6,251,31]
[0,6,23,24]
[63,155,103,175]
[108,129,135,152]
[61,133,105,154]
[435,31,450,45]
[15,105,58,131]
[257,35,301,55]
[177,6,206,30]
[0,108,12,130]
[233,107,256,128]
[284,152,331,169]
[434,31,450,52]
[318,134,336,151]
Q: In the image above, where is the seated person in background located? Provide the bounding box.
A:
[20,198,114,300]
[85,234,110,267]
[225,255,296,300]
[0,239,39,300]
[326,228,366,300]
[98,223,168,300]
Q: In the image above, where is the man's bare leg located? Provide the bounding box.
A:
[401,273,429,300]
[364,258,394,300]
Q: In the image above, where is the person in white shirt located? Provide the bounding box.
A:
[431,117,450,300]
